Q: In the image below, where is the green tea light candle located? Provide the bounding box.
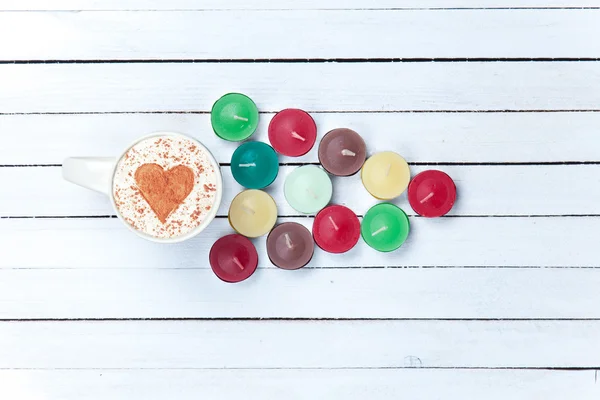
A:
[211,93,259,141]
[284,165,333,214]
[231,141,279,189]
[361,203,410,252]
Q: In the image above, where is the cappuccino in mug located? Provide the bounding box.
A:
[112,135,220,240]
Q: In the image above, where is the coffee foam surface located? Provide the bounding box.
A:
[113,135,219,239]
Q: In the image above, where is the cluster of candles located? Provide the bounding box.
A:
[208,93,457,283]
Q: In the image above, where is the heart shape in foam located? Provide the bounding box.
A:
[134,163,195,223]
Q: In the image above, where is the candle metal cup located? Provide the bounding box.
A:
[266,222,314,270]
[318,128,367,176]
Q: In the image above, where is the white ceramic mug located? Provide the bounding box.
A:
[62,131,223,243]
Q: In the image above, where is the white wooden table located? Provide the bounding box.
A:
[1,1,600,398]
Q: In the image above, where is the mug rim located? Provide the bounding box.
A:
[109,131,223,244]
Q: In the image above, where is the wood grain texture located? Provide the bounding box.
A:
[3,320,600,367]
[3,112,600,164]
[2,63,600,113]
[2,0,598,11]
[2,217,599,269]
[1,369,597,400]
[1,10,598,59]
[2,164,599,217]
[2,267,600,318]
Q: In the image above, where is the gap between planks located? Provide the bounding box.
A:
[4,109,600,115]
[3,161,600,167]
[3,58,600,64]
[3,8,600,12]
[0,366,598,371]
[3,215,600,219]
[3,317,600,321]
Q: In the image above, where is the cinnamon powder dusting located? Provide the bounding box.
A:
[112,135,218,239]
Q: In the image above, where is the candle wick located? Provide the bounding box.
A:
[341,149,356,157]
[371,225,388,237]
[284,233,294,249]
[307,188,318,199]
[238,163,256,168]
[232,256,245,271]
[233,115,249,122]
[328,216,340,231]
[385,163,392,177]
[420,192,435,204]
[290,131,306,142]
[241,205,255,215]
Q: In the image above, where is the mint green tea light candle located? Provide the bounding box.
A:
[361,203,410,252]
[284,165,333,214]
[231,141,279,189]
[211,93,259,141]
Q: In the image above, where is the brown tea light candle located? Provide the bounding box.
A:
[318,128,367,176]
[266,222,314,270]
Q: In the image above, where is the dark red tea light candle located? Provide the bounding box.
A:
[318,128,367,176]
[313,205,361,253]
[266,222,314,270]
[408,170,457,217]
[209,234,258,283]
[268,108,317,157]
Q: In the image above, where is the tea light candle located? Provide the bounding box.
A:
[268,108,317,157]
[313,205,360,253]
[231,141,279,189]
[408,170,457,217]
[361,203,410,252]
[284,165,333,214]
[361,151,410,200]
[209,234,258,283]
[211,93,259,141]
[266,222,314,270]
[229,189,277,238]
[318,128,367,176]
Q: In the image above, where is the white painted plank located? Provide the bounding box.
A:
[3,112,600,164]
[1,10,598,59]
[3,165,599,217]
[2,217,597,269]
[2,321,600,368]
[2,63,599,113]
[2,1,597,11]
[1,267,600,318]
[1,369,597,400]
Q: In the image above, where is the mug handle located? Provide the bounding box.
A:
[62,157,116,195]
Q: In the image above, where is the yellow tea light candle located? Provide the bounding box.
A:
[229,189,278,238]
[361,151,410,200]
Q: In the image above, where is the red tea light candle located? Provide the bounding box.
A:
[209,234,258,283]
[408,170,457,217]
[312,205,360,254]
[318,128,367,176]
[268,109,317,157]
[266,222,314,270]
